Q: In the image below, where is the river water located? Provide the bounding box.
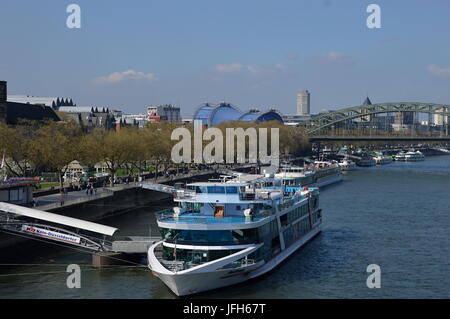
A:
[1,155,450,298]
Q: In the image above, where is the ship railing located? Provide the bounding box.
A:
[156,209,271,224]
[218,258,256,270]
[161,259,185,272]
[239,189,279,201]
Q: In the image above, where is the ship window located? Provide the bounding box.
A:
[195,186,207,194]
[225,186,238,194]
[207,186,225,194]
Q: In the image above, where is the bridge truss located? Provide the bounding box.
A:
[299,102,450,135]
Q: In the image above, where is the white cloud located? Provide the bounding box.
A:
[215,63,250,73]
[427,64,450,77]
[214,62,284,74]
[313,51,356,65]
[93,69,158,84]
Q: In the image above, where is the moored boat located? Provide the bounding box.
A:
[404,150,425,161]
[356,156,376,167]
[338,157,357,171]
[148,174,322,296]
[394,152,406,161]
[312,161,343,187]
[373,154,393,165]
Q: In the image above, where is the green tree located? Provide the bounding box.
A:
[29,121,82,190]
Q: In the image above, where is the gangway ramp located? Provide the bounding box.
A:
[0,202,118,251]
[140,182,176,194]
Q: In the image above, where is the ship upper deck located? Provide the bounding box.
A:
[156,210,273,230]
[174,175,285,203]
[157,184,319,230]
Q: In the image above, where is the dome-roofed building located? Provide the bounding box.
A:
[193,103,283,126]
[193,102,241,126]
[209,102,242,126]
[192,103,216,126]
[239,109,284,123]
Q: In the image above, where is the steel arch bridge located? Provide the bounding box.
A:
[299,102,450,135]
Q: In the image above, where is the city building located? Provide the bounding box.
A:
[0,81,6,122]
[392,110,417,132]
[193,103,284,126]
[1,81,61,125]
[433,113,449,126]
[282,114,312,126]
[6,101,60,125]
[58,106,116,131]
[296,90,310,115]
[360,96,374,122]
[238,109,284,123]
[0,180,38,205]
[119,113,149,128]
[8,95,75,109]
[147,104,181,123]
[181,117,193,124]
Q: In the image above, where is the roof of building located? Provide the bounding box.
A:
[209,103,242,126]
[59,106,109,113]
[239,109,284,123]
[192,103,216,125]
[59,106,94,113]
[362,96,372,105]
[8,95,74,108]
[193,103,285,126]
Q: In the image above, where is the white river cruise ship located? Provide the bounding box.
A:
[148,174,322,296]
[275,161,343,189]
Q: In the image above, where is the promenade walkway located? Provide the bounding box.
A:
[33,168,225,210]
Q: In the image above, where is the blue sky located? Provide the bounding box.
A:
[1,0,450,116]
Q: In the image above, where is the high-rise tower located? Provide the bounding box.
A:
[296,90,310,115]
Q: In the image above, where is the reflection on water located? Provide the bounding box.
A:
[1,156,450,298]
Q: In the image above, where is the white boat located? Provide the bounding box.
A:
[275,166,317,187]
[312,161,343,187]
[338,158,357,171]
[395,152,406,161]
[275,162,343,188]
[373,155,393,165]
[404,150,425,162]
[356,156,376,167]
[148,174,322,296]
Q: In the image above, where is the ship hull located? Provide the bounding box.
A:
[149,225,321,296]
